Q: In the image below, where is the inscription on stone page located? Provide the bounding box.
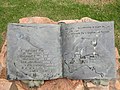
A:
[7,23,62,80]
[61,22,116,79]
[17,48,49,72]
[7,22,116,80]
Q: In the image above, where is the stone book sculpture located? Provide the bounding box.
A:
[6,21,116,80]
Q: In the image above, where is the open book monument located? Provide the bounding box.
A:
[7,21,116,80]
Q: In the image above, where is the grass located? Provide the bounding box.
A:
[0,0,120,54]
[74,0,114,5]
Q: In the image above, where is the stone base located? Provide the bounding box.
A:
[0,17,120,90]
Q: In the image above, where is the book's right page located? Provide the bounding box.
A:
[61,21,116,79]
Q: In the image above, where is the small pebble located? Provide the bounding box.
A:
[28,81,35,88]
[34,81,40,87]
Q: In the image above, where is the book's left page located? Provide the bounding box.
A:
[7,23,62,80]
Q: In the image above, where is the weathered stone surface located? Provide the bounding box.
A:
[9,17,116,80]
[87,82,109,90]
[58,17,98,24]
[19,17,57,24]
[38,78,82,90]
[0,40,7,68]
[116,47,120,70]
[7,23,62,80]
[0,40,7,79]
[0,17,119,90]
[0,79,12,90]
[62,21,116,79]
[115,80,120,90]
[19,17,120,90]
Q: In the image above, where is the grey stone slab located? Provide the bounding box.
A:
[7,23,62,80]
[61,21,116,79]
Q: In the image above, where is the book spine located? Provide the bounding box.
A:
[58,22,66,78]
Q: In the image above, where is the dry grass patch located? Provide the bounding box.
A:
[74,0,115,5]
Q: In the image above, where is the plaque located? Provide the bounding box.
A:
[7,22,116,80]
